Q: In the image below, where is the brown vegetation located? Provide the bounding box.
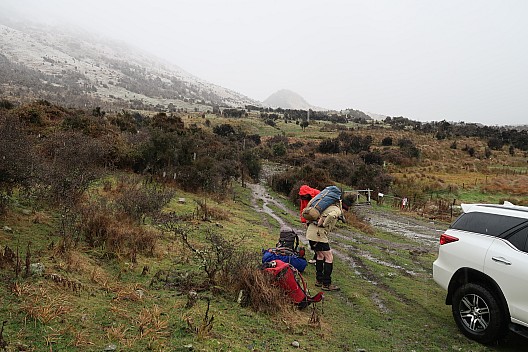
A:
[1,98,528,350]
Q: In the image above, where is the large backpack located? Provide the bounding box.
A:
[266,225,306,272]
[301,185,342,221]
[276,224,300,251]
[262,259,323,309]
[299,185,320,223]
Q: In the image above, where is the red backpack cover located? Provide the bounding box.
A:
[299,185,320,223]
[263,260,323,309]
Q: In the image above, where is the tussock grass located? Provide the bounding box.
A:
[19,284,73,324]
[482,175,528,197]
[77,201,160,259]
[344,210,375,235]
[220,256,292,315]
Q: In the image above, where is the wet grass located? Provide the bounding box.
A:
[321,219,527,352]
[2,176,527,351]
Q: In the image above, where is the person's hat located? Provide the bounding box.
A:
[341,197,353,211]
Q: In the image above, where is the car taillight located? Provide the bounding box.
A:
[439,233,459,245]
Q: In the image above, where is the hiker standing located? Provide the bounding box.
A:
[305,201,343,291]
[401,197,408,210]
[299,185,320,264]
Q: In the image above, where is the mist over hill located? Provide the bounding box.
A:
[263,89,322,110]
[366,112,388,121]
[0,20,261,111]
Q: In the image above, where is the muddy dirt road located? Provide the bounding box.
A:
[248,182,445,280]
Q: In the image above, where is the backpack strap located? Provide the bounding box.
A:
[289,264,308,294]
[294,233,299,251]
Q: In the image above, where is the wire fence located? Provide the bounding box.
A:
[342,188,459,222]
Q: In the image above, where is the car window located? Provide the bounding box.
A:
[506,227,528,252]
[451,212,527,236]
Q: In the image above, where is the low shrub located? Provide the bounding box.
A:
[114,177,175,222]
[219,251,293,314]
[272,165,330,201]
[78,202,160,259]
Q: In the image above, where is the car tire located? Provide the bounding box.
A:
[452,283,507,344]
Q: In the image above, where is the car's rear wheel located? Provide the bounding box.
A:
[452,283,507,344]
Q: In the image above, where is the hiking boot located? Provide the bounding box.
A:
[315,281,322,287]
[322,284,340,291]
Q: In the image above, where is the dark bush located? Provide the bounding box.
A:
[339,133,372,154]
[0,111,34,190]
[114,177,175,222]
[381,136,393,146]
[271,164,330,202]
[62,113,106,136]
[397,138,420,159]
[397,138,414,149]
[0,111,35,214]
[318,138,340,154]
[296,164,331,190]
[487,137,504,151]
[223,108,245,118]
[0,99,14,109]
[317,155,357,184]
[18,107,44,126]
[435,132,446,140]
[361,151,384,165]
[265,119,276,127]
[484,147,492,159]
[136,129,195,172]
[245,134,261,146]
[213,123,236,137]
[39,131,108,206]
[14,101,71,129]
[174,157,239,195]
[272,142,287,157]
[241,149,262,181]
[349,164,393,194]
[381,149,414,167]
[151,112,185,133]
[108,111,144,133]
[270,171,297,196]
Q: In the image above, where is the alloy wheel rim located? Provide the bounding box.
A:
[459,293,490,332]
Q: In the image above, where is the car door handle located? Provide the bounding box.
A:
[492,256,512,265]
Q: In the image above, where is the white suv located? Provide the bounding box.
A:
[433,202,528,344]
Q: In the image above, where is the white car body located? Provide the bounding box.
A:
[433,202,528,342]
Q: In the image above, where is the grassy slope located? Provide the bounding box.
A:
[0,184,475,352]
[2,115,527,351]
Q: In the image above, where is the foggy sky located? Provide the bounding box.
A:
[1,0,528,125]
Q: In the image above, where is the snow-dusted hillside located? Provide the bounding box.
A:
[0,22,261,110]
